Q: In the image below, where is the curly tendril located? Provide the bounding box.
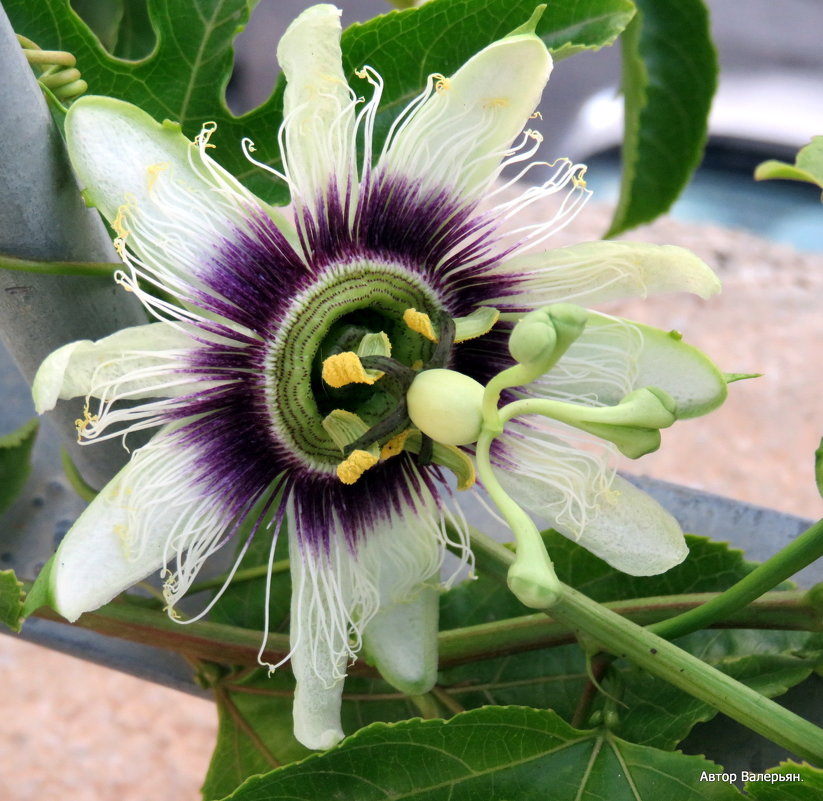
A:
[17,34,88,102]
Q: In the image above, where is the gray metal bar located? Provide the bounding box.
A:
[0,3,146,490]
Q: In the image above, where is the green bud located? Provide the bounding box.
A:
[509,309,556,364]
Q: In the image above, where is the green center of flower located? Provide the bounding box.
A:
[264,261,442,471]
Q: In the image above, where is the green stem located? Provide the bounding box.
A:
[475,429,561,608]
[409,693,441,719]
[650,517,823,640]
[186,559,291,596]
[468,531,823,764]
[551,584,823,763]
[437,590,821,666]
[0,251,118,277]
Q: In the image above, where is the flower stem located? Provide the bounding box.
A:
[649,517,823,640]
[467,529,823,764]
[475,429,561,608]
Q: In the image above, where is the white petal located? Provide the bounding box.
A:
[496,421,686,576]
[32,322,202,413]
[565,476,688,575]
[50,431,233,621]
[65,97,289,299]
[362,580,439,696]
[286,476,469,748]
[487,241,722,306]
[495,419,617,541]
[288,525,350,750]
[277,5,356,203]
[534,312,728,418]
[380,26,551,199]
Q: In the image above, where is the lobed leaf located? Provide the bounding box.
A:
[222,706,744,801]
[743,761,823,800]
[6,0,634,206]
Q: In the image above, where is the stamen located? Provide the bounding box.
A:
[403,308,438,342]
[382,429,476,490]
[380,429,412,459]
[336,449,379,484]
[321,351,382,388]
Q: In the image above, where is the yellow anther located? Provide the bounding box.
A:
[530,110,544,120]
[573,166,588,189]
[403,308,438,342]
[336,449,379,485]
[411,359,424,371]
[434,74,449,93]
[147,162,169,192]
[321,352,381,388]
[381,429,413,460]
[483,97,510,110]
[74,406,98,441]
[194,122,217,149]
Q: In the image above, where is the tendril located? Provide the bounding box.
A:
[17,35,88,103]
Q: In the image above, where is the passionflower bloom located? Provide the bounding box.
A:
[32,5,726,749]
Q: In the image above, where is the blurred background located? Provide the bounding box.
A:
[2,1,823,798]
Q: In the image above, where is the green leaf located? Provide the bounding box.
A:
[438,534,816,750]
[223,707,744,801]
[744,761,823,799]
[755,137,823,197]
[614,631,822,749]
[0,418,38,515]
[203,670,312,801]
[203,668,420,798]
[59,446,98,502]
[0,570,26,632]
[606,0,717,236]
[6,0,634,206]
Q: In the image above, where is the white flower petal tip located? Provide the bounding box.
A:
[277,4,354,202]
[50,466,156,622]
[381,14,552,199]
[31,322,200,415]
[32,342,77,413]
[491,241,721,307]
[65,96,193,221]
[587,314,728,419]
[362,584,440,696]
[569,476,688,576]
[292,677,346,751]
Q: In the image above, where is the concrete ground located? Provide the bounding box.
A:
[2,203,822,798]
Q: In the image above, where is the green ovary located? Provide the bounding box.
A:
[265,261,442,469]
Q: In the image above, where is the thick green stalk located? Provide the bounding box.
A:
[551,583,823,764]
[650,517,823,640]
[437,590,820,666]
[468,529,823,764]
